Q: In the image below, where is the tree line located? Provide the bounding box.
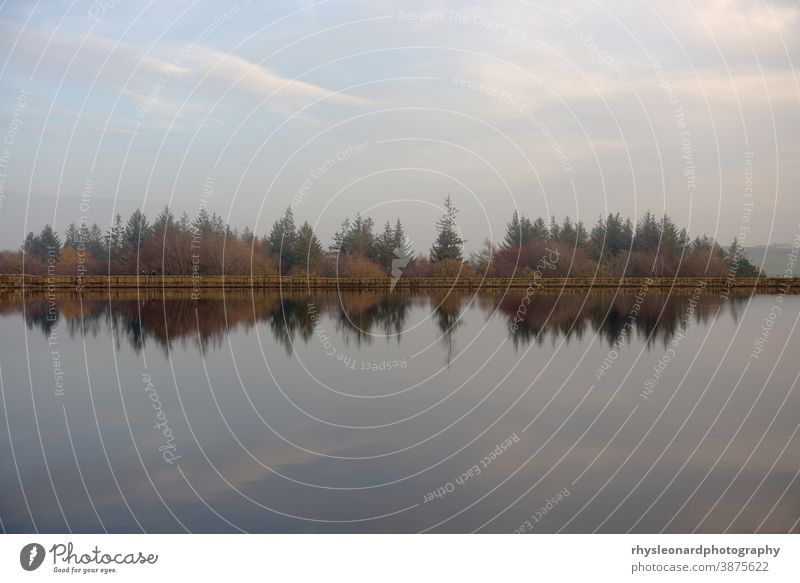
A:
[1,195,759,279]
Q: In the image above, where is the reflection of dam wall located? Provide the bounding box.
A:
[1,274,797,291]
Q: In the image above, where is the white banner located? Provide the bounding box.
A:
[1,534,797,582]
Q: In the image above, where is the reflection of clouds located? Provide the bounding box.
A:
[1,291,799,532]
[0,389,391,531]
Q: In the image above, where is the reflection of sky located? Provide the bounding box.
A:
[1,1,799,250]
[0,292,799,532]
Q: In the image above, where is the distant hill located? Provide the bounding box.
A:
[744,243,797,276]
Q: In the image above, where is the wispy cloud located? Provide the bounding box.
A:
[0,17,369,130]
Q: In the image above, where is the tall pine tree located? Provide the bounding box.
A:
[430,195,463,262]
[267,208,298,273]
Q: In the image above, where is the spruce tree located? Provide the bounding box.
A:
[530,217,548,241]
[393,218,413,259]
[88,224,106,260]
[560,216,576,245]
[520,216,535,245]
[345,213,376,259]
[375,221,396,272]
[64,223,79,248]
[330,217,352,253]
[502,210,522,250]
[430,195,463,262]
[547,216,561,242]
[295,222,323,272]
[634,211,660,251]
[152,206,175,237]
[38,224,62,258]
[575,220,589,246]
[728,238,760,277]
[268,208,298,272]
[124,209,151,250]
[105,215,124,260]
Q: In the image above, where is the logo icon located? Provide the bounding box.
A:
[20,543,46,571]
[390,246,412,291]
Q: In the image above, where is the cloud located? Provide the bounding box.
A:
[0,18,369,131]
[0,17,183,84]
[186,46,371,109]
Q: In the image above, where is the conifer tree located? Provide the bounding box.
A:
[430,195,464,262]
[268,208,298,272]
[393,218,413,259]
[105,215,124,260]
[547,216,561,242]
[346,213,377,259]
[502,210,523,250]
[634,211,660,251]
[64,223,79,248]
[295,221,323,272]
[124,209,151,250]
[375,221,396,272]
[520,216,536,245]
[727,237,760,277]
[530,217,549,241]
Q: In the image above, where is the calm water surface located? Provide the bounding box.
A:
[1,288,799,533]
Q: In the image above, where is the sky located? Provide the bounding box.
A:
[0,0,798,252]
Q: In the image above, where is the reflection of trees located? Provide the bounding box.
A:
[335,294,413,347]
[16,293,280,354]
[10,291,415,355]
[7,288,744,355]
[431,293,463,364]
[268,298,318,355]
[497,290,731,350]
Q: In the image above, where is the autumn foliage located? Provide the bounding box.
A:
[2,200,760,280]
